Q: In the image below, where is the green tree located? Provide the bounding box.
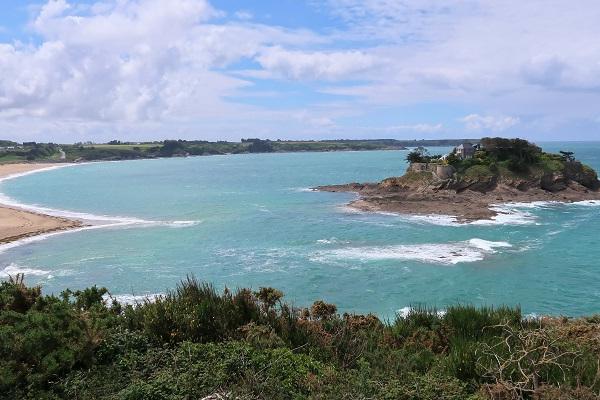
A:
[406,150,425,163]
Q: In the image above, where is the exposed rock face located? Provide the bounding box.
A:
[313,160,600,222]
[563,161,599,190]
[540,173,568,192]
[436,165,455,180]
[448,176,497,193]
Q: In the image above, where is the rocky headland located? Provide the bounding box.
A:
[316,138,600,222]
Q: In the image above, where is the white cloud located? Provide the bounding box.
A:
[521,55,600,91]
[318,1,600,121]
[461,114,519,132]
[2,0,600,141]
[256,47,378,81]
[0,0,328,142]
[387,123,443,133]
[321,0,477,41]
[234,10,253,20]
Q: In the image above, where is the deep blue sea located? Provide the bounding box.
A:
[1,142,599,318]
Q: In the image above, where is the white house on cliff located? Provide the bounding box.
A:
[454,142,476,159]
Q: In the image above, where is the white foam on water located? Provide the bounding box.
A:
[470,204,538,226]
[338,203,537,227]
[164,220,202,227]
[396,306,447,318]
[0,164,201,253]
[0,263,51,278]
[524,312,541,320]
[317,238,512,266]
[397,306,412,318]
[0,224,127,255]
[0,189,154,225]
[290,187,315,192]
[105,293,163,306]
[0,164,154,224]
[0,164,76,184]
[470,200,600,225]
[572,200,600,207]
[400,214,461,227]
[337,205,365,214]
[317,238,335,244]
[468,238,512,251]
[316,237,349,245]
[499,201,560,209]
[336,198,600,227]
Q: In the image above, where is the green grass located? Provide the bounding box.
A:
[538,153,565,173]
[463,165,495,179]
[0,153,26,163]
[379,172,436,188]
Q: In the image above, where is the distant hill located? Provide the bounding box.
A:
[0,138,481,163]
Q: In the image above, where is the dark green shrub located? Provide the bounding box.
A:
[390,306,444,347]
[443,305,521,341]
[1,278,598,399]
[444,338,481,383]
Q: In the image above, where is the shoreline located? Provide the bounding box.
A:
[316,182,600,222]
[0,163,84,247]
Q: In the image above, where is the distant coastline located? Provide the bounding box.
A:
[0,138,477,163]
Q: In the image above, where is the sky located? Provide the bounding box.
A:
[0,0,599,143]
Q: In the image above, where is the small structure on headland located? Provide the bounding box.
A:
[408,162,455,179]
[454,142,476,159]
[405,141,483,179]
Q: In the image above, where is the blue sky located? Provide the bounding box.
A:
[0,0,599,143]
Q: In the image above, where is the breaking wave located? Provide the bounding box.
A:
[106,293,163,306]
[315,239,512,265]
[396,306,447,318]
[0,263,51,278]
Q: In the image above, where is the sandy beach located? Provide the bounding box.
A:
[0,164,82,244]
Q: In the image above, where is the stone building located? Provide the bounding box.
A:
[454,142,475,159]
[408,162,455,179]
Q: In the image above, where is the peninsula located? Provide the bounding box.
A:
[316,138,600,221]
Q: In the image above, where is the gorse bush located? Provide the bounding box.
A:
[444,304,522,340]
[1,275,598,399]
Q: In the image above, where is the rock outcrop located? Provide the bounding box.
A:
[314,158,600,222]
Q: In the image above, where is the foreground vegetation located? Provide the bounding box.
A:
[0,138,478,163]
[1,275,599,399]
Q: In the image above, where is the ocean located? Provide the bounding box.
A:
[1,142,599,318]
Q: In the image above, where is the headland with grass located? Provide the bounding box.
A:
[316,138,600,222]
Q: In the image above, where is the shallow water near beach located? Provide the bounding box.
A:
[1,142,599,318]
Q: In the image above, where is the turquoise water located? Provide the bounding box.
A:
[1,143,599,317]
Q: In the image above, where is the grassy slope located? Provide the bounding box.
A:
[447,148,598,188]
[1,277,598,399]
